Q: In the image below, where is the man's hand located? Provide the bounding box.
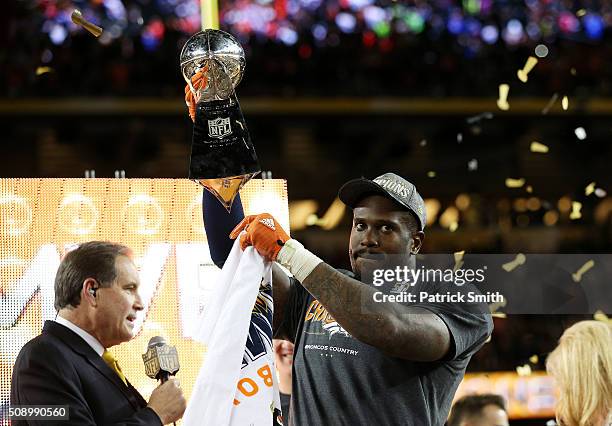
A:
[184,67,208,122]
[147,377,186,425]
[230,213,290,261]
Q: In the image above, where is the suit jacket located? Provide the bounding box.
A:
[10,321,162,426]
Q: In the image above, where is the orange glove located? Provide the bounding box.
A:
[229,213,290,261]
[184,66,208,122]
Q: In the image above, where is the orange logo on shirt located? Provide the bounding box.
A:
[304,300,350,338]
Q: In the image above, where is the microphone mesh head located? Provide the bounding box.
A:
[147,336,167,349]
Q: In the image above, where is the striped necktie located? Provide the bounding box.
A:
[102,350,127,386]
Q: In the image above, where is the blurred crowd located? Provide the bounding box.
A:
[3,0,612,97]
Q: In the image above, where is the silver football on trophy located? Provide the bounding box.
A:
[180,29,246,101]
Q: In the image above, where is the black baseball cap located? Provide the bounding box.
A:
[338,172,427,231]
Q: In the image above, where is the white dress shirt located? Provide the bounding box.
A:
[54,315,104,356]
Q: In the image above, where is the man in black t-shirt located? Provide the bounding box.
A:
[185,80,492,424]
[229,172,493,425]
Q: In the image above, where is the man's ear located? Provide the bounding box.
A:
[83,278,98,305]
[411,231,425,254]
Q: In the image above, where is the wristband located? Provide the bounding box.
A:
[276,239,323,283]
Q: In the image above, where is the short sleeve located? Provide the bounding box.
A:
[412,283,493,361]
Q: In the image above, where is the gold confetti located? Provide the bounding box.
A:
[530,141,549,153]
[529,354,539,364]
[585,182,596,196]
[570,68,577,76]
[449,221,458,232]
[497,84,510,110]
[427,171,436,178]
[594,188,607,198]
[574,127,587,140]
[35,66,53,76]
[516,364,532,376]
[569,201,582,220]
[453,250,465,270]
[505,178,525,188]
[576,9,587,17]
[491,312,507,319]
[517,56,538,83]
[71,9,103,37]
[562,96,569,110]
[572,259,594,282]
[502,253,526,272]
[526,185,533,193]
[593,310,611,324]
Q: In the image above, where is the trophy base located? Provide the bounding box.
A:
[196,174,258,212]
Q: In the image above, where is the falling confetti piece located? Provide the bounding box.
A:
[526,185,533,193]
[572,259,594,282]
[530,141,549,153]
[570,201,582,220]
[35,66,53,76]
[497,84,510,111]
[570,68,577,76]
[546,420,557,426]
[593,310,611,324]
[517,56,538,83]
[466,112,493,124]
[585,182,596,196]
[449,221,458,232]
[576,9,587,16]
[529,355,539,364]
[502,253,526,272]
[574,127,587,140]
[491,313,507,319]
[542,93,558,115]
[457,133,463,143]
[467,159,478,171]
[419,139,427,147]
[562,96,569,110]
[594,188,607,198]
[516,364,532,376]
[453,250,465,271]
[427,171,436,178]
[505,178,525,188]
[71,9,103,37]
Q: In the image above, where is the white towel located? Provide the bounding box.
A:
[184,239,281,426]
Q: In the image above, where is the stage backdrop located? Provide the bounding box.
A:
[0,178,289,424]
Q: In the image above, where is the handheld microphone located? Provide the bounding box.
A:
[142,337,180,426]
[142,336,180,383]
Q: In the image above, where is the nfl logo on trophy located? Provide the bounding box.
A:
[208,117,232,139]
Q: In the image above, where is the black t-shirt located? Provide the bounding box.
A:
[276,270,493,426]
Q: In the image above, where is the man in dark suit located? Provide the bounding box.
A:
[11,241,186,425]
